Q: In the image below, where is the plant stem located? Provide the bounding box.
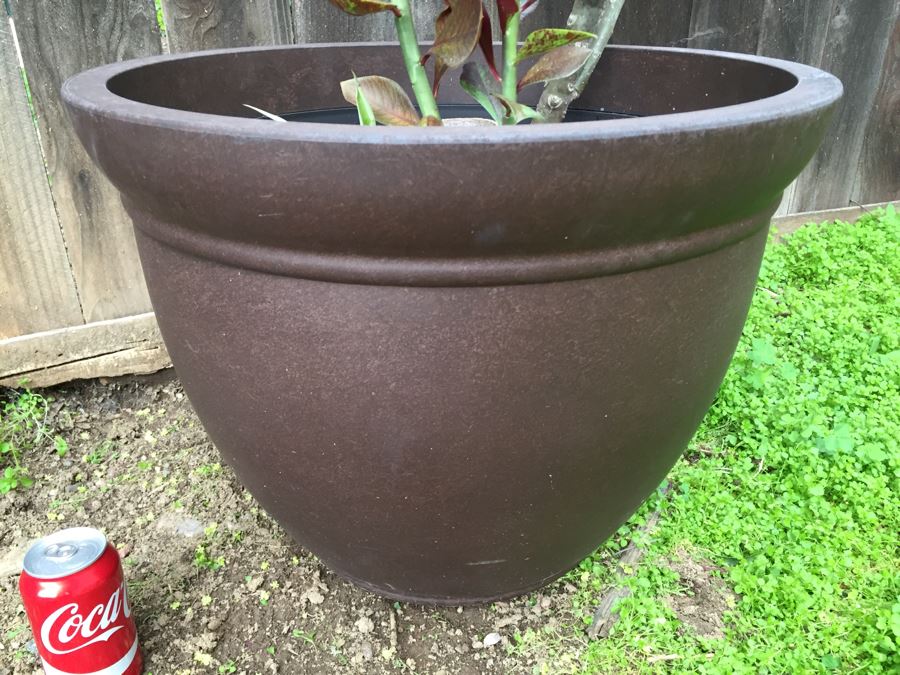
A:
[501,10,521,123]
[536,0,626,123]
[392,0,441,120]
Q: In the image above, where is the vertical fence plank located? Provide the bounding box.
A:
[757,0,834,63]
[852,9,899,204]
[293,1,444,43]
[0,19,83,339]
[293,1,393,42]
[757,0,836,215]
[8,0,162,324]
[161,0,293,52]
[613,0,694,46]
[787,0,895,212]
[687,0,766,52]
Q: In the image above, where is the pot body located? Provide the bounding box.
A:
[62,44,841,603]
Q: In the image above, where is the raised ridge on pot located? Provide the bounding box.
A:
[62,45,842,287]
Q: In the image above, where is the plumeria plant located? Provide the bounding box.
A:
[328,0,621,126]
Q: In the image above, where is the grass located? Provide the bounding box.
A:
[519,205,900,673]
[0,389,67,493]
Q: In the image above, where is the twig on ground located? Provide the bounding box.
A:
[389,604,398,652]
[587,482,672,639]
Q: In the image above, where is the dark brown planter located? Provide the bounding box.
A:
[62,44,841,604]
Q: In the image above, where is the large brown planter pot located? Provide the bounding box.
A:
[62,44,841,604]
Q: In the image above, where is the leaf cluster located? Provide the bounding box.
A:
[0,389,68,493]
[329,0,594,125]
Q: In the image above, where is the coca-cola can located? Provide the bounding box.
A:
[19,527,142,675]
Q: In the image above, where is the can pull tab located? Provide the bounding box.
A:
[44,543,78,560]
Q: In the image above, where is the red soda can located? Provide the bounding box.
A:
[19,527,142,675]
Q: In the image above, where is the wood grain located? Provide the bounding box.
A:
[0,313,170,388]
[8,0,161,324]
[161,0,293,52]
[788,0,896,212]
[757,0,838,214]
[294,0,392,43]
[614,0,694,46]
[687,0,766,53]
[852,9,899,205]
[0,18,83,339]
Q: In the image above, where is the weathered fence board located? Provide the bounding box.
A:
[294,0,390,42]
[852,8,899,204]
[757,0,831,64]
[7,0,161,324]
[0,18,83,340]
[0,0,897,386]
[688,0,766,52]
[0,313,170,388]
[788,0,897,213]
[160,0,293,52]
[614,0,695,47]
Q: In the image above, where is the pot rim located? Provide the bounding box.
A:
[62,43,842,146]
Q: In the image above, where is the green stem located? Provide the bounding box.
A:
[501,11,521,124]
[393,0,440,120]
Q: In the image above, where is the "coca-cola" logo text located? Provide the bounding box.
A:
[40,582,132,655]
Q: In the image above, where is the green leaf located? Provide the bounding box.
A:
[515,28,594,63]
[749,338,777,365]
[459,62,502,125]
[340,76,420,126]
[821,654,840,670]
[327,0,400,17]
[517,43,592,90]
[494,95,544,124]
[54,436,68,458]
[353,75,377,126]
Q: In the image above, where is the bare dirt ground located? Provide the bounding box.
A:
[1,374,730,674]
[0,373,587,674]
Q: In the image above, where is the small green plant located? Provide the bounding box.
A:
[194,523,226,571]
[0,390,68,493]
[83,439,115,465]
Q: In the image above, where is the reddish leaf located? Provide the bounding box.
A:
[429,0,483,95]
[327,0,400,16]
[340,76,420,126]
[496,0,519,32]
[459,62,502,124]
[494,95,543,124]
[432,59,449,96]
[431,0,483,68]
[478,6,500,80]
[516,28,594,63]
[517,44,592,90]
[419,116,444,126]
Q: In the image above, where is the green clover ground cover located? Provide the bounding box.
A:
[520,207,900,673]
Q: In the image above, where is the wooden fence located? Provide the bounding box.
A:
[1,0,898,387]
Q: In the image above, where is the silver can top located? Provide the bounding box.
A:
[22,527,107,579]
